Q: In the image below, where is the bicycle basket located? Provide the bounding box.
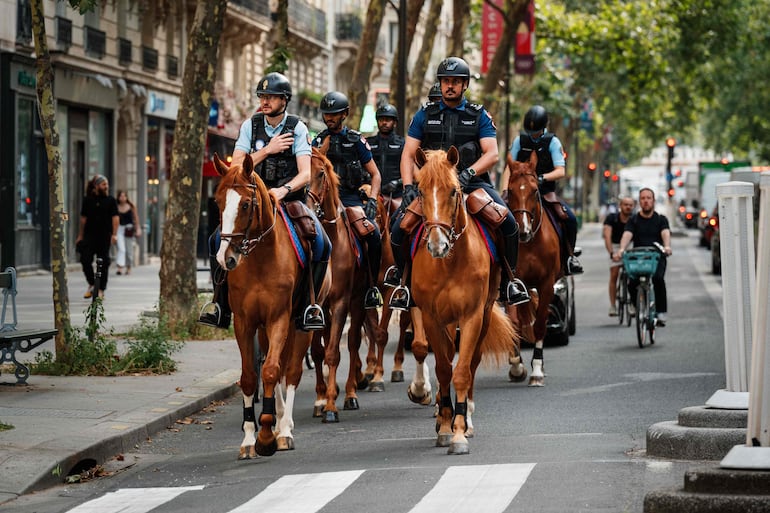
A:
[622,248,661,279]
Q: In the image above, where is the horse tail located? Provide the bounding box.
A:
[480,305,519,366]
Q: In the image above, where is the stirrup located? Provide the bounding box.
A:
[301,304,325,331]
[364,287,383,309]
[383,265,401,288]
[389,285,411,311]
[198,302,230,328]
[567,256,584,275]
[502,279,530,306]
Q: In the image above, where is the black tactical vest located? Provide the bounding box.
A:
[250,114,300,188]
[517,132,556,194]
[421,102,483,171]
[367,132,404,184]
[315,129,368,191]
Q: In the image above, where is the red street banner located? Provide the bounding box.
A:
[481,0,504,75]
[515,1,536,75]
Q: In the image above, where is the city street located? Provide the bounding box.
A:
[4,223,729,513]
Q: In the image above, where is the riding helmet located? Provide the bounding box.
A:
[523,105,549,135]
[319,91,350,114]
[255,72,292,101]
[428,82,442,101]
[375,104,398,120]
[436,57,471,81]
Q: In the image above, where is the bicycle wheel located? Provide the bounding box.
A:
[623,275,632,327]
[636,287,649,348]
[648,289,656,345]
[615,273,625,325]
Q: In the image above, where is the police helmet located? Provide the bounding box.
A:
[436,57,471,81]
[319,91,350,114]
[376,104,398,120]
[255,72,292,101]
[428,82,442,101]
[523,105,549,135]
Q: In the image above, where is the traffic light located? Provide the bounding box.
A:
[603,169,611,180]
[587,162,597,173]
[611,174,619,182]
[666,137,676,160]
[665,137,676,194]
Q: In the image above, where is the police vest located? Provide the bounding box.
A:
[421,102,483,172]
[367,133,404,184]
[250,114,300,189]
[517,132,556,194]
[315,129,368,191]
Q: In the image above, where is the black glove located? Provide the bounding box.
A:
[537,174,545,186]
[402,184,418,208]
[364,197,378,221]
[382,179,402,195]
[458,168,475,188]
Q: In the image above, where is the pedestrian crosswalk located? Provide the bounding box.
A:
[63,464,536,513]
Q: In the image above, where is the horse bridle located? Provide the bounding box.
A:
[420,187,467,246]
[307,169,339,223]
[508,172,544,242]
[219,177,277,256]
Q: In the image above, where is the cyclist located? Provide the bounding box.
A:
[612,188,673,326]
[603,196,635,316]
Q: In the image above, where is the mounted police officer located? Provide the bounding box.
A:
[388,56,529,310]
[367,104,404,200]
[510,105,583,275]
[199,72,331,330]
[427,82,442,103]
[313,91,384,310]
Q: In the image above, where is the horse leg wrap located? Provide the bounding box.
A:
[440,395,454,416]
[532,346,543,363]
[453,400,468,433]
[261,397,277,427]
[242,402,256,432]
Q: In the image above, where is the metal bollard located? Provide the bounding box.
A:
[706,182,755,409]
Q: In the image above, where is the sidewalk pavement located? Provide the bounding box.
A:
[0,261,242,503]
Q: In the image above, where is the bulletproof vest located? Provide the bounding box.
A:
[316,128,368,191]
[367,132,404,184]
[421,102,483,171]
[517,132,556,194]
[250,114,300,188]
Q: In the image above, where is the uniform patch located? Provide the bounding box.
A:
[255,140,266,150]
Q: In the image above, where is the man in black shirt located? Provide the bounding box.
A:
[76,175,118,299]
[603,196,634,316]
[613,188,673,325]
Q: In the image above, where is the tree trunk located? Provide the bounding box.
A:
[388,0,425,101]
[266,0,290,72]
[159,0,228,334]
[30,0,71,357]
[347,0,388,127]
[449,0,470,57]
[406,0,442,115]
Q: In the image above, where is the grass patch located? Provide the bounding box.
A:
[0,421,14,431]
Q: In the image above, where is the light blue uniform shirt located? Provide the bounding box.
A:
[234,113,312,157]
[509,131,566,167]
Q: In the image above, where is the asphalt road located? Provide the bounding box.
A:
[5,225,729,513]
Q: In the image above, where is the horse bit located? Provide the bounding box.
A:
[219,178,277,256]
[420,187,467,247]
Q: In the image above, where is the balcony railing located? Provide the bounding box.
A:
[55,16,72,52]
[118,38,132,65]
[290,0,326,42]
[16,0,32,45]
[335,13,362,42]
[142,46,158,71]
[167,55,178,79]
[84,26,106,59]
[229,0,270,17]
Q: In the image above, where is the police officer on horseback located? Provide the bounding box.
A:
[313,91,384,310]
[388,56,530,310]
[367,104,404,199]
[199,72,331,330]
[510,105,583,275]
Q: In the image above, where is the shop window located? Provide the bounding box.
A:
[15,97,36,226]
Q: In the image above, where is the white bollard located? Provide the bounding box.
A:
[706,182,755,409]
[721,171,770,469]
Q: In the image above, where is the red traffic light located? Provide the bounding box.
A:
[667,188,675,197]
[587,162,597,172]
[611,174,619,182]
[674,168,682,177]
[603,169,611,179]
[666,137,676,148]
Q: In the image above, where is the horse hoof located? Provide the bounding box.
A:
[448,441,470,455]
[313,405,324,418]
[407,388,432,406]
[368,381,385,392]
[509,365,528,383]
[528,376,545,387]
[436,433,452,447]
[255,439,277,457]
[343,397,360,410]
[322,410,339,423]
[238,446,257,460]
[277,437,295,451]
[391,370,404,382]
[357,377,370,391]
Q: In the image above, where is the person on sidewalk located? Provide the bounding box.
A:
[388,56,529,310]
[75,175,118,299]
[603,196,635,316]
[510,105,584,276]
[198,72,331,330]
[115,190,141,276]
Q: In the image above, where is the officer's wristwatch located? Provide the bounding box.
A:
[467,167,476,176]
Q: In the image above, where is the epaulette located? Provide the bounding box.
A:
[346,129,362,142]
[466,102,483,113]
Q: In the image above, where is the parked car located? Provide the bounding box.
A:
[701,206,719,249]
[545,274,576,346]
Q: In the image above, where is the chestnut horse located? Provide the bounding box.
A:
[504,152,561,386]
[213,153,324,458]
[306,146,379,422]
[407,147,518,454]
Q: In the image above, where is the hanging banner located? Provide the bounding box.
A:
[481,0,504,75]
[514,1,536,75]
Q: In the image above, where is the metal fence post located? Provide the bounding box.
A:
[706,182,755,409]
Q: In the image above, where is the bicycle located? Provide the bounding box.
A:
[622,243,666,348]
[615,264,632,327]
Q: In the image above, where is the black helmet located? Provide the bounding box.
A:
[255,72,292,101]
[523,105,549,134]
[436,57,471,80]
[428,82,442,100]
[375,104,398,120]
[319,91,350,114]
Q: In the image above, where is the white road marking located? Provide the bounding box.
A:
[65,486,204,513]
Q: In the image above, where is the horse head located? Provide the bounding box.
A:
[414,147,464,258]
[214,153,275,270]
[505,151,542,243]
[308,146,340,221]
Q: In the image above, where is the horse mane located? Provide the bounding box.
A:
[311,146,340,191]
[414,149,460,191]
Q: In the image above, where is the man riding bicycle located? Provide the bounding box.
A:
[612,187,672,326]
[603,196,635,316]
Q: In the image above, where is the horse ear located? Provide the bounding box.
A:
[415,148,427,168]
[529,150,538,169]
[213,153,228,176]
[242,152,254,176]
[447,146,460,166]
[319,135,330,155]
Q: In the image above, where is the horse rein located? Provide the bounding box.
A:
[307,171,340,223]
[420,187,467,246]
[508,173,544,242]
[219,178,277,256]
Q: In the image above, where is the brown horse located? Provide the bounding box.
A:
[306,146,379,422]
[504,152,561,386]
[407,147,518,454]
[213,153,324,458]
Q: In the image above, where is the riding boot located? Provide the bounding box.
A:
[301,261,327,331]
[565,218,584,275]
[364,235,383,309]
[500,233,530,305]
[384,238,406,287]
[198,257,232,329]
